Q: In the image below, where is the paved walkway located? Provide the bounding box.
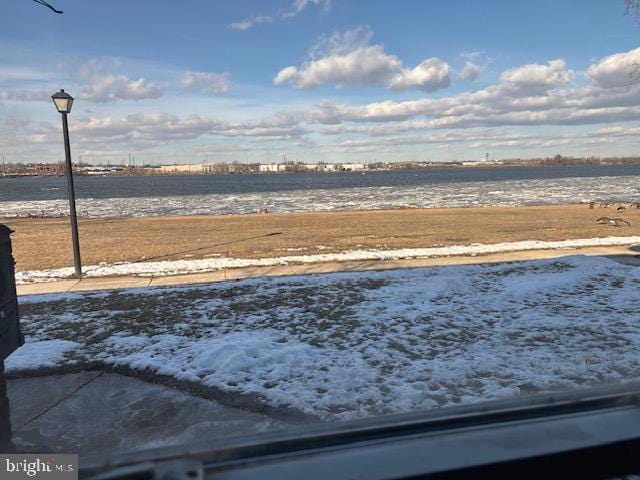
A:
[6,371,288,456]
[16,245,640,296]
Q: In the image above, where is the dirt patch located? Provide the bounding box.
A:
[4,204,640,271]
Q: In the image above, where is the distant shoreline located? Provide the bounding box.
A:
[3,157,640,178]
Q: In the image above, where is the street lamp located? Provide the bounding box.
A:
[51,89,82,277]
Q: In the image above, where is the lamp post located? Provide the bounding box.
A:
[51,89,82,277]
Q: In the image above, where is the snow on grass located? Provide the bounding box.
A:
[4,340,79,371]
[9,255,640,420]
[15,236,640,284]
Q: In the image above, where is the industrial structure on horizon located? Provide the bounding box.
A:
[2,156,640,177]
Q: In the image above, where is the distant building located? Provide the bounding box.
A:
[35,163,64,176]
[318,163,339,172]
[462,161,499,167]
[158,164,204,173]
[339,163,366,171]
[259,164,279,173]
[78,166,114,175]
[300,163,318,171]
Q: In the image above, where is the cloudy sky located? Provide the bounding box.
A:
[2,0,640,164]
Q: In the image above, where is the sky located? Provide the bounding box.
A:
[1,0,640,165]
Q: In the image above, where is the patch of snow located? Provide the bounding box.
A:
[5,340,79,372]
[18,291,110,304]
[102,331,378,416]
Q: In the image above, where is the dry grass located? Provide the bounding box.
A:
[3,204,640,272]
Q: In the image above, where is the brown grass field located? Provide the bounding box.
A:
[2,204,640,272]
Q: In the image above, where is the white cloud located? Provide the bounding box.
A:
[75,58,163,103]
[79,75,163,102]
[228,15,273,31]
[23,111,310,155]
[228,20,255,31]
[273,66,300,85]
[460,51,482,60]
[274,45,404,89]
[0,65,56,82]
[332,125,640,154]
[587,47,640,88]
[274,28,451,92]
[459,61,480,82]
[0,90,51,102]
[282,0,331,18]
[309,48,640,129]
[229,0,330,30]
[178,71,230,95]
[389,58,450,91]
[500,59,574,90]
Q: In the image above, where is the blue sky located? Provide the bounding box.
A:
[1,0,640,164]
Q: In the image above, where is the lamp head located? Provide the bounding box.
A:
[51,89,74,114]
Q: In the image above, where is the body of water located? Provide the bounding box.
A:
[1,165,639,218]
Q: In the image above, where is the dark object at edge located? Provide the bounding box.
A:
[0,225,24,361]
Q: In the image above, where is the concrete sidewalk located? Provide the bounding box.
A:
[16,245,640,296]
[7,371,288,455]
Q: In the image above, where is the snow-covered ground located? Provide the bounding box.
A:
[8,255,640,421]
[2,175,639,218]
[15,236,640,284]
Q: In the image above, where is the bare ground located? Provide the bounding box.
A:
[3,203,640,271]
